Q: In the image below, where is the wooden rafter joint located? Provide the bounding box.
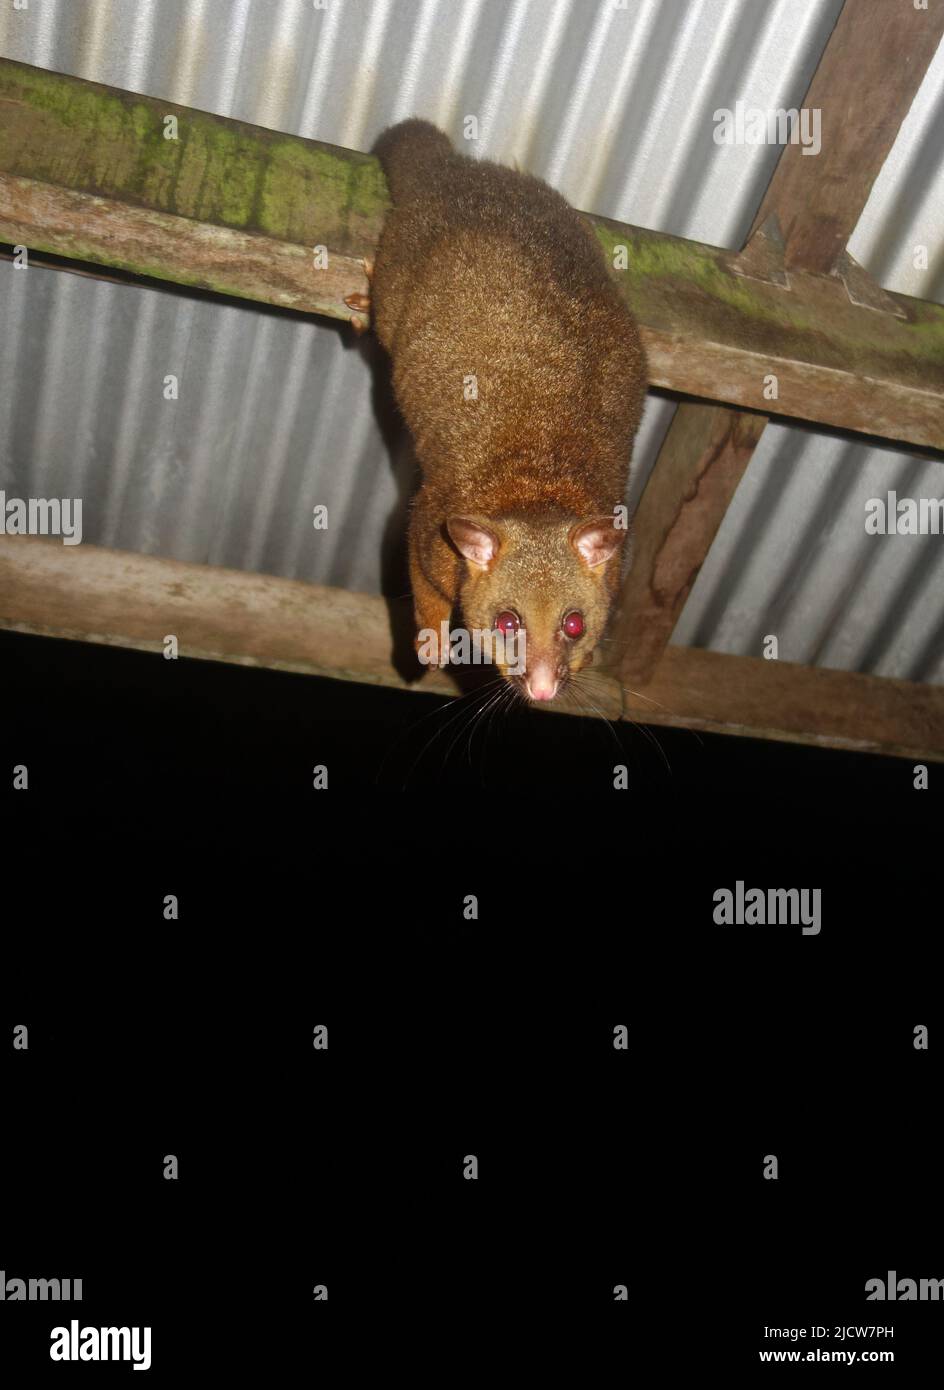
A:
[728,214,790,289]
[730,216,908,321]
[1,58,943,450]
[832,250,908,320]
[1,537,941,763]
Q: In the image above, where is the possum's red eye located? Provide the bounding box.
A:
[562,610,584,638]
[494,610,520,634]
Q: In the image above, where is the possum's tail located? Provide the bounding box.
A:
[373,119,453,205]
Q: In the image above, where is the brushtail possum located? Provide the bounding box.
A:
[361,119,647,702]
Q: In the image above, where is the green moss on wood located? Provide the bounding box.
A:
[593,219,817,329]
[589,217,944,385]
[0,57,390,253]
[1,55,941,424]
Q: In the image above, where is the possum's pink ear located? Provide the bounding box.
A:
[570,516,625,569]
[447,516,500,571]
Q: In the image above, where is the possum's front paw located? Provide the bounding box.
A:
[343,257,374,333]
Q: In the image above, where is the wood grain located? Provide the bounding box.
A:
[2,537,940,762]
[747,0,944,274]
[609,406,767,685]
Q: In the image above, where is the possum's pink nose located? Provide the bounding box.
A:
[526,664,559,701]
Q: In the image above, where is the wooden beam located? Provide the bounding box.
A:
[1,538,940,762]
[2,58,943,449]
[0,535,455,697]
[612,1,944,691]
[609,406,767,685]
[0,173,369,320]
[747,0,944,274]
[628,645,944,765]
[0,51,387,320]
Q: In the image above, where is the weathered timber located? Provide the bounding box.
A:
[1,58,943,449]
[0,174,369,318]
[1,537,940,762]
[0,54,385,319]
[0,535,455,696]
[747,0,944,274]
[607,221,944,452]
[609,406,767,685]
[0,59,388,252]
[611,0,944,689]
[629,645,944,765]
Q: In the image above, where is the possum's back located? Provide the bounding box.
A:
[372,120,646,492]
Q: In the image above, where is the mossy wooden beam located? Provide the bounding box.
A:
[593,217,944,452]
[611,1,944,693]
[1,57,943,450]
[1,537,941,763]
[0,56,388,319]
[608,405,767,686]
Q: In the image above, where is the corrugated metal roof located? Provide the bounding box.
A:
[0,0,940,682]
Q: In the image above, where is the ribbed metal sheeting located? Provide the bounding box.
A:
[0,0,940,680]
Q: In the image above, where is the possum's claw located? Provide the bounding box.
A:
[344,289,371,334]
[344,255,374,332]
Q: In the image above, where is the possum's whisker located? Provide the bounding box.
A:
[400,677,505,787]
[565,675,623,753]
[401,691,486,788]
[374,676,499,784]
[479,684,507,769]
[443,680,507,770]
[574,671,676,773]
[587,654,673,712]
[619,684,673,714]
[469,680,516,772]
[618,683,705,750]
[622,710,673,774]
[584,663,705,750]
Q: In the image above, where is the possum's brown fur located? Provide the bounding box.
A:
[371,119,648,701]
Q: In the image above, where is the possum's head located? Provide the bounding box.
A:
[446,512,625,702]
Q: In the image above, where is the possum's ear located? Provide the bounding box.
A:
[569,516,626,569]
[447,516,500,571]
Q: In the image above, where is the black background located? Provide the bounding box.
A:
[2,628,940,1377]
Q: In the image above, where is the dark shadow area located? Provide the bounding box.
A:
[2,629,935,825]
[3,622,939,1381]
